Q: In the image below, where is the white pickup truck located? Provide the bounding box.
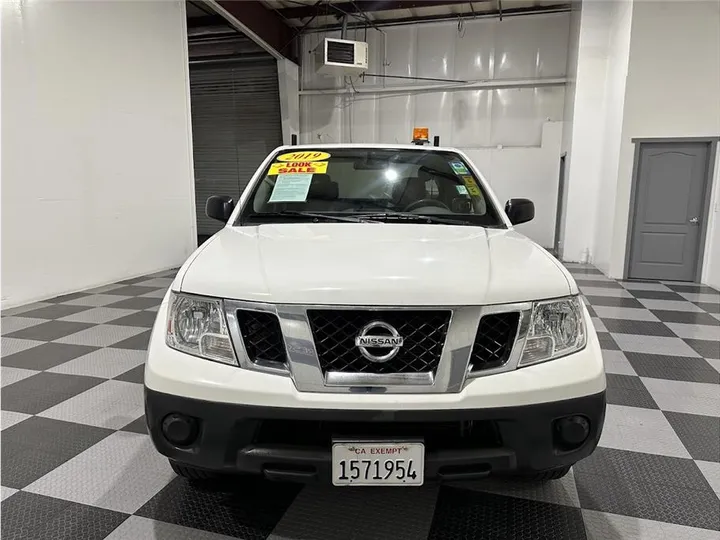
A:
[144,143,606,486]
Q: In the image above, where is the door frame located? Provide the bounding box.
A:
[624,136,719,282]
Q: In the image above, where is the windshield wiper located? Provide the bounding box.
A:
[245,211,378,224]
[354,211,473,226]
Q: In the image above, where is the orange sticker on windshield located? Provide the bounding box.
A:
[276,151,331,162]
[462,176,482,196]
[269,160,328,175]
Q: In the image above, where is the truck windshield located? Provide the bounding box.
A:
[237,148,505,227]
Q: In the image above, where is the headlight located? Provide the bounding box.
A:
[519,296,586,366]
[166,292,237,365]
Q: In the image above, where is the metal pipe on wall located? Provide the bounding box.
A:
[299,77,567,95]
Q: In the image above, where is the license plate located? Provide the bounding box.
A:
[331,441,424,486]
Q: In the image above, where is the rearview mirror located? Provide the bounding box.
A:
[505,198,535,225]
[206,195,235,223]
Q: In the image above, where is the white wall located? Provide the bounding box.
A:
[561,0,720,287]
[277,58,300,144]
[1,0,196,308]
[607,0,720,280]
[299,13,571,247]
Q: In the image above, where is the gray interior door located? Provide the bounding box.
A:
[190,59,283,238]
[628,142,710,281]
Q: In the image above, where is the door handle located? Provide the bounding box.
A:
[689,217,699,224]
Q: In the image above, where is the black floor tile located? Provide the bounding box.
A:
[584,296,644,308]
[114,364,145,384]
[695,301,720,314]
[624,352,720,384]
[683,338,720,359]
[0,491,127,540]
[428,486,587,540]
[575,278,624,289]
[119,415,147,434]
[13,304,91,320]
[1,417,113,488]
[107,311,157,328]
[650,310,720,325]
[573,447,720,530]
[605,374,659,409]
[1,343,99,370]
[664,411,720,462]
[118,276,153,285]
[136,476,302,539]
[104,285,158,297]
[4,320,95,342]
[1,372,104,414]
[112,330,151,351]
[106,297,161,310]
[629,290,686,301]
[600,319,676,337]
[45,292,92,304]
[666,283,719,294]
[597,332,620,351]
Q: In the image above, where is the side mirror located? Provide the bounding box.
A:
[206,195,235,223]
[505,198,535,225]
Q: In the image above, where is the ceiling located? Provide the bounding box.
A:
[259,0,571,29]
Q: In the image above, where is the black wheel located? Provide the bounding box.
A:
[520,466,571,482]
[169,460,217,481]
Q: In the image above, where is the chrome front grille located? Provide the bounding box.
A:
[224,300,533,394]
[307,309,451,375]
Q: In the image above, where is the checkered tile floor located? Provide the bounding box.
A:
[1,263,719,539]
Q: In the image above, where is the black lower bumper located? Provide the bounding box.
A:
[145,388,606,483]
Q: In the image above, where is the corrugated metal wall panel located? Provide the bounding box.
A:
[190,59,283,236]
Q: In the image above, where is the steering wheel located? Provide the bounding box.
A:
[403,199,451,212]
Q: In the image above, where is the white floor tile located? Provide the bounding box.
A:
[1,337,43,357]
[63,294,131,307]
[696,460,720,495]
[1,411,31,431]
[48,347,145,379]
[54,324,145,347]
[602,350,637,376]
[678,292,720,303]
[621,282,672,291]
[105,516,237,540]
[38,379,144,429]
[58,307,136,324]
[583,510,720,540]
[637,299,704,312]
[1,487,18,502]
[1,317,47,335]
[591,318,608,333]
[1,366,40,388]
[665,322,720,341]
[25,431,175,514]
[591,306,660,322]
[613,334,701,357]
[641,377,720,417]
[599,405,690,458]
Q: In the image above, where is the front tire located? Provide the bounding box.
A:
[169,460,217,481]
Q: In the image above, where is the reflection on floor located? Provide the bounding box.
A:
[1,264,718,539]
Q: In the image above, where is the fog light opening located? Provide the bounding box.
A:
[555,415,590,450]
[161,413,199,446]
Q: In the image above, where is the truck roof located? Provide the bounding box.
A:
[273,143,461,153]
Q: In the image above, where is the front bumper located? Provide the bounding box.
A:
[145,389,606,482]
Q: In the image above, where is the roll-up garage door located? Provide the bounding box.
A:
[189,59,283,237]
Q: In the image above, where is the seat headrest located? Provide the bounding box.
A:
[392,176,427,204]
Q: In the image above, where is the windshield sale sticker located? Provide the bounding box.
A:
[455,185,469,196]
[461,176,482,196]
[269,160,328,175]
[268,174,313,203]
[450,161,469,175]
[276,151,331,162]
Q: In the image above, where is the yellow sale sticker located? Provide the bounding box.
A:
[276,151,331,162]
[462,176,482,196]
[269,161,328,175]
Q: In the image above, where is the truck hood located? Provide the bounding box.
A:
[177,224,576,306]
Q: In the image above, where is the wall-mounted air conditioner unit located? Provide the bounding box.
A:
[315,37,368,76]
